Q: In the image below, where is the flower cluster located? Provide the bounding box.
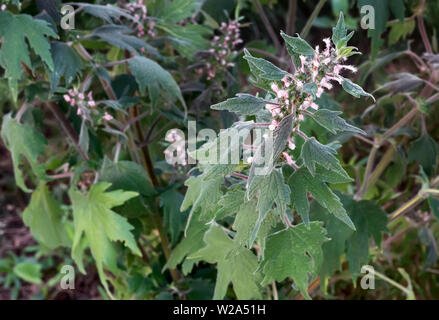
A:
[164,129,187,166]
[202,19,243,80]
[265,37,357,167]
[63,89,112,122]
[123,0,156,38]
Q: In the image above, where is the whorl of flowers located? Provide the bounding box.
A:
[123,0,156,38]
[164,129,187,166]
[203,19,243,80]
[265,37,357,167]
[63,89,112,122]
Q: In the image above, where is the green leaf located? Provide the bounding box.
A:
[258,222,328,299]
[211,94,267,115]
[300,137,350,178]
[428,196,439,220]
[50,42,82,91]
[341,78,375,101]
[189,224,262,300]
[288,167,355,229]
[311,109,366,135]
[0,12,57,100]
[159,0,202,24]
[69,182,141,296]
[161,188,185,245]
[129,56,186,111]
[100,159,155,198]
[408,134,438,176]
[23,183,70,249]
[280,31,315,57]
[157,23,211,58]
[1,114,47,192]
[181,175,223,229]
[310,201,354,292]
[233,201,278,248]
[99,159,156,218]
[332,12,347,46]
[357,0,405,58]
[92,25,158,56]
[80,3,135,23]
[339,195,388,281]
[248,114,294,184]
[13,262,42,285]
[247,170,291,247]
[388,19,415,45]
[216,189,246,220]
[195,122,253,181]
[164,214,210,275]
[243,48,288,81]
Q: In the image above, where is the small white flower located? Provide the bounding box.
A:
[247,156,254,163]
[103,112,113,121]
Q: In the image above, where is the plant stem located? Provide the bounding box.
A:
[130,106,180,283]
[355,144,378,200]
[45,102,90,162]
[252,0,283,54]
[363,145,396,196]
[286,0,297,36]
[417,5,432,54]
[391,175,439,220]
[300,0,327,39]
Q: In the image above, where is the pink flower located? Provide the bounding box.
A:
[298,114,304,121]
[63,94,71,102]
[282,76,291,88]
[78,93,84,100]
[277,90,289,100]
[103,112,113,121]
[299,55,307,73]
[288,138,296,150]
[88,100,96,107]
[323,38,331,56]
[310,102,319,110]
[269,119,278,131]
[282,152,295,167]
[271,83,280,93]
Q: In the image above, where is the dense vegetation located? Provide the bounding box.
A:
[1,0,439,300]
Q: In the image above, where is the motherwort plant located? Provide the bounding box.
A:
[165,13,384,300]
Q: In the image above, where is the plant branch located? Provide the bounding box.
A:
[45,102,89,162]
[252,0,282,54]
[286,0,297,36]
[300,0,327,39]
[130,106,180,282]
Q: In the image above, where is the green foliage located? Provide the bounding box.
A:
[211,94,267,115]
[357,0,405,58]
[22,183,70,249]
[129,56,186,110]
[0,0,437,301]
[69,183,141,296]
[258,222,328,300]
[189,224,262,300]
[1,114,47,192]
[408,134,439,176]
[0,11,57,100]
